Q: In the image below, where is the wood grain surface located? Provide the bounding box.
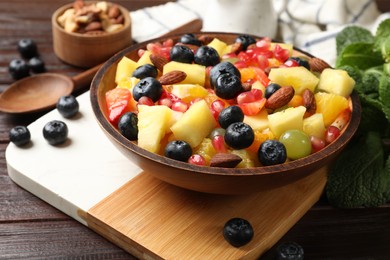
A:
[1,1,390,259]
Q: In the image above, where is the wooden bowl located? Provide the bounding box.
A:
[90,32,361,194]
[52,2,132,68]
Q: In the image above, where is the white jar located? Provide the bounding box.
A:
[202,0,277,38]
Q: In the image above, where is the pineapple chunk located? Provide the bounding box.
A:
[268,106,306,138]
[207,38,227,57]
[317,68,355,97]
[116,77,140,91]
[268,67,319,94]
[243,109,269,131]
[137,50,153,66]
[163,61,206,86]
[170,84,209,103]
[137,105,172,153]
[303,113,326,139]
[170,100,216,147]
[315,92,349,126]
[115,56,138,84]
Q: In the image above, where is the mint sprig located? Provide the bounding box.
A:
[326,19,390,208]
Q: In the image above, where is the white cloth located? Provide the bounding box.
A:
[131,0,389,66]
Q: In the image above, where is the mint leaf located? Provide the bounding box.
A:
[358,95,388,135]
[335,42,383,70]
[379,73,390,107]
[336,26,374,55]
[326,132,390,208]
[374,19,390,52]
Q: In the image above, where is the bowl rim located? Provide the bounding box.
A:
[90,32,362,177]
[51,1,131,39]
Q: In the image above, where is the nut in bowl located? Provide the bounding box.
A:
[52,0,132,68]
[90,32,361,195]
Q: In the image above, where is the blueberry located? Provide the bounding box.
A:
[276,242,304,260]
[8,59,30,80]
[164,140,192,162]
[218,106,244,129]
[258,140,287,166]
[132,77,163,102]
[28,57,46,73]
[9,126,31,146]
[289,57,310,70]
[209,61,241,88]
[132,64,158,79]
[235,35,256,50]
[214,73,243,100]
[224,122,254,149]
[17,38,38,59]
[170,45,194,64]
[194,46,220,67]
[43,120,68,145]
[265,83,282,99]
[118,112,138,141]
[179,33,202,46]
[223,218,254,247]
[56,95,79,118]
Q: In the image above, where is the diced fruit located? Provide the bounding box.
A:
[231,149,258,168]
[251,80,266,93]
[170,84,209,103]
[137,105,173,153]
[246,129,271,153]
[194,138,217,165]
[170,100,217,147]
[115,56,138,83]
[268,106,306,138]
[137,50,153,66]
[268,67,319,94]
[239,98,266,116]
[315,92,349,126]
[208,38,228,57]
[303,113,326,139]
[105,87,137,125]
[116,77,140,91]
[163,61,206,86]
[317,68,355,97]
[270,42,293,56]
[243,108,269,131]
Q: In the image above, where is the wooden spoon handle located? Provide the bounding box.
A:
[70,18,203,93]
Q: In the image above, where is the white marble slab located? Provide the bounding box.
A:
[6,92,142,225]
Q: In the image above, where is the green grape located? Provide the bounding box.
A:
[279,129,312,160]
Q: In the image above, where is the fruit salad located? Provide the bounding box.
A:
[105,34,355,168]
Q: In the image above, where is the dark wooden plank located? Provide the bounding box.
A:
[0,221,135,259]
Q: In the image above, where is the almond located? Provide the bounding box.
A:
[159,70,187,85]
[265,86,295,110]
[108,4,120,19]
[309,57,331,73]
[84,21,102,31]
[150,54,168,71]
[210,153,242,168]
[302,88,316,117]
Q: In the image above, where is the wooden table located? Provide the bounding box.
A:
[1,1,389,259]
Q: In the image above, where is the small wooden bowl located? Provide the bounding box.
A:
[52,2,132,68]
[90,32,361,195]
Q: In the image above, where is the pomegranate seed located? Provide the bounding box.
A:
[188,154,206,166]
[311,136,326,153]
[171,100,189,112]
[234,60,248,69]
[137,96,154,106]
[210,100,226,120]
[256,54,270,69]
[283,59,300,67]
[325,126,341,144]
[157,97,173,108]
[273,44,290,62]
[212,135,228,153]
[163,38,174,47]
[251,88,263,100]
[237,91,256,104]
[138,49,146,58]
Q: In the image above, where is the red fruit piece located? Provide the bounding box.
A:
[105,88,136,126]
[239,98,266,116]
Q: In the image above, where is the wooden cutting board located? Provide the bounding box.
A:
[6,92,327,259]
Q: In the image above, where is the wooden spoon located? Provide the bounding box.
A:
[0,18,203,114]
